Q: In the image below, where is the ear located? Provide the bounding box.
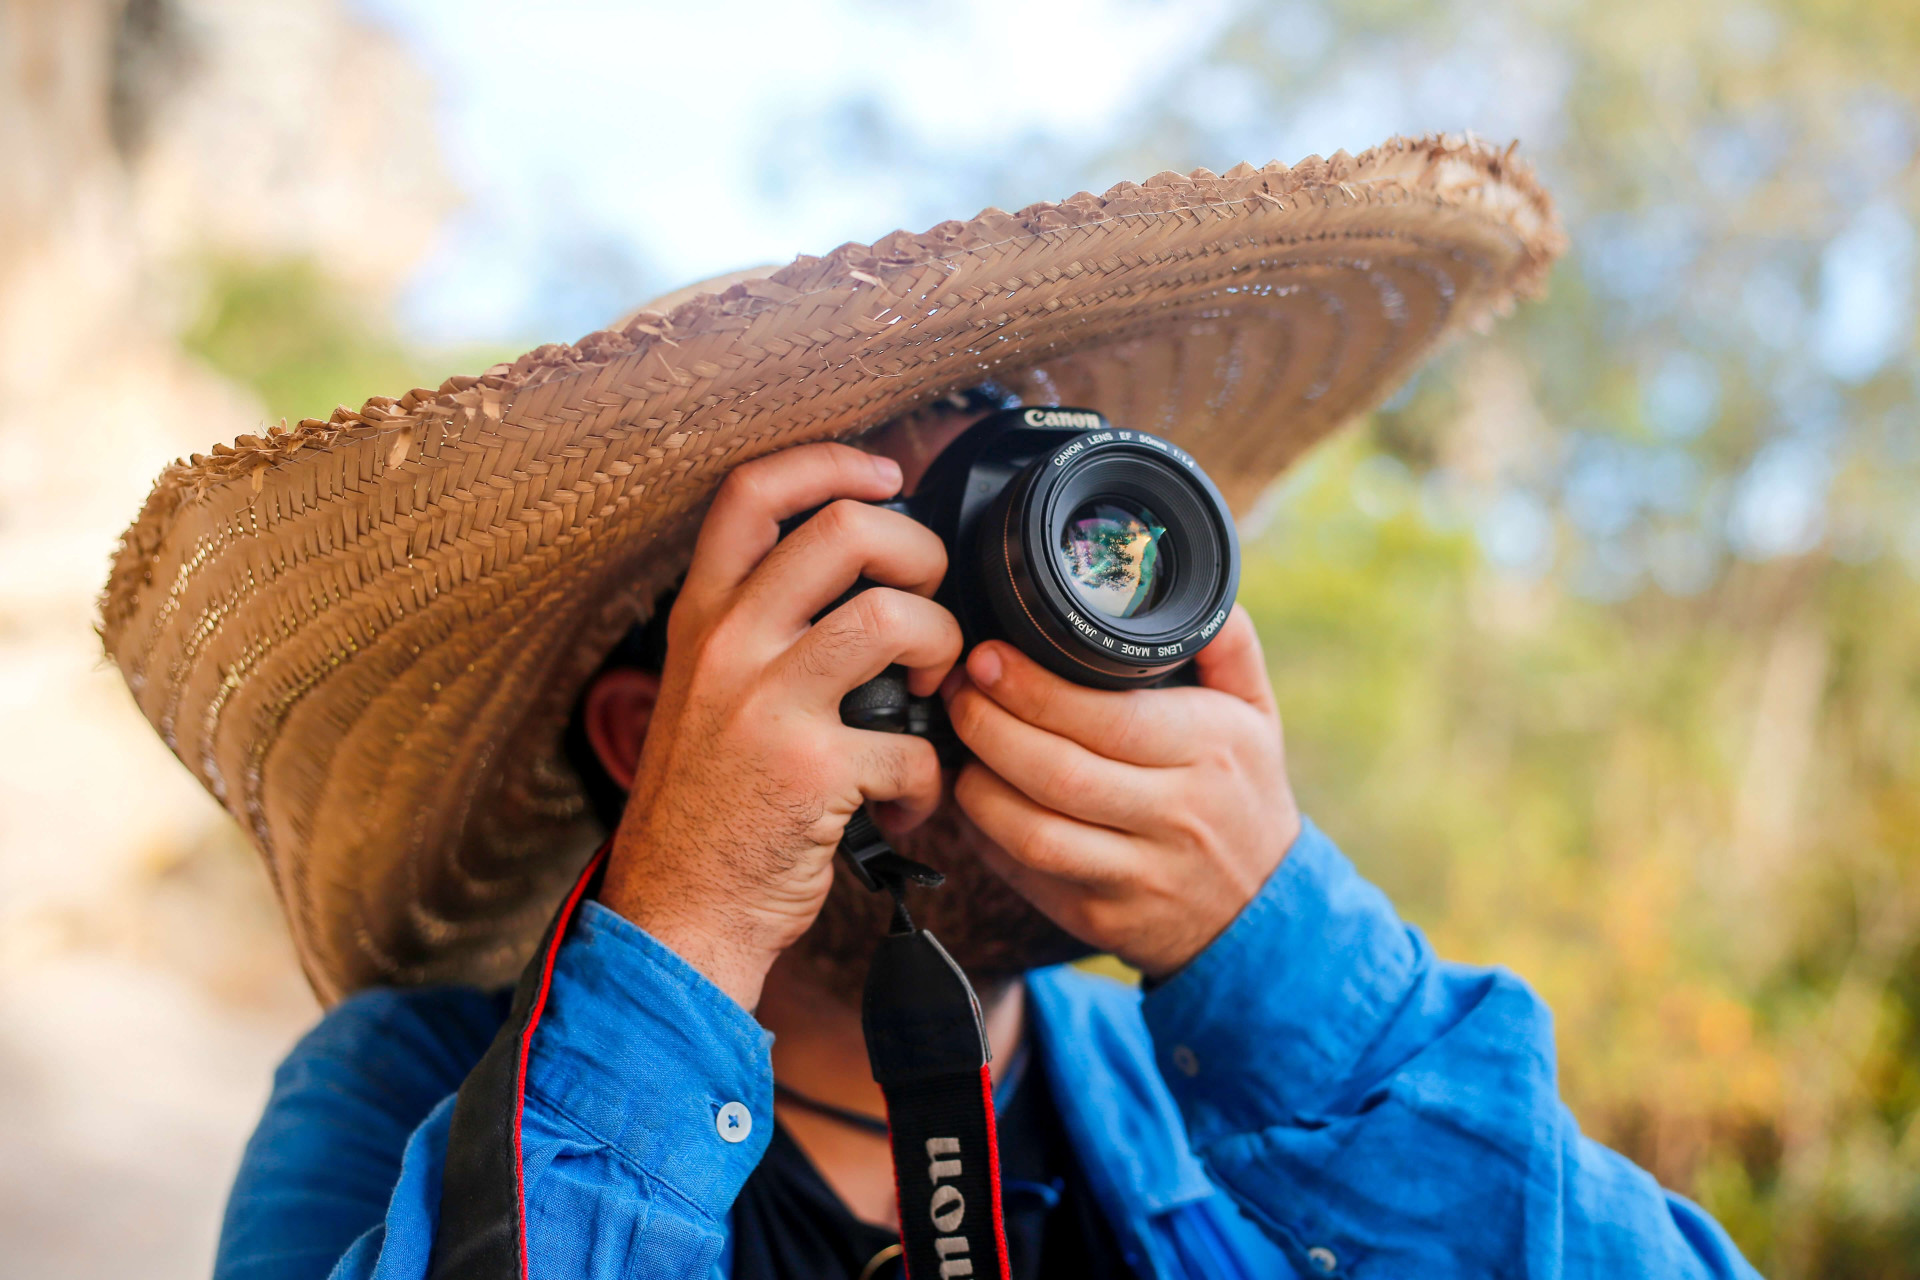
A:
[582,668,662,790]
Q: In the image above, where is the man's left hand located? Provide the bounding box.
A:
[942,605,1300,979]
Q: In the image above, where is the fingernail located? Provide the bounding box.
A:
[969,645,1002,688]
[872,455,902,487]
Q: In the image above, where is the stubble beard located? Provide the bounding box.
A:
[782,799,1095,1005]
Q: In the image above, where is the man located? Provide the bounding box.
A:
[101,139,1760,1277]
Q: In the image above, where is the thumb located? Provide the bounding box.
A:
[1191,605,1276,715]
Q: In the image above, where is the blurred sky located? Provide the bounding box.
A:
[361,0,1234,340]
[358,0,1917,598]
[359,0,1570,344]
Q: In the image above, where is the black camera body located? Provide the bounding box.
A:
[831,405,1241,752]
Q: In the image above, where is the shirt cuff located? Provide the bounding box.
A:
[1140,817,1422,1143]
[523,899,775,1218]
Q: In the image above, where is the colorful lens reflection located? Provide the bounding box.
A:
[1057,499,1168,619]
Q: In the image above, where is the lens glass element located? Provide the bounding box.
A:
[1057,499,1170,619]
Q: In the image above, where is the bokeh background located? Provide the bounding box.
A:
[3,0,1917,1274]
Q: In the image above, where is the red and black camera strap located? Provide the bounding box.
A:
[841,808,1012,1280]
[429,841,612,1280]
[429,820,1010,1280]
[863,902,1012,1280]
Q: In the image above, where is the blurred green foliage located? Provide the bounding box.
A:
[1132,3,1920,1269]
[182,257,503,427]
[1244,432,1920,1276]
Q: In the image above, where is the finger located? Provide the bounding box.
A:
[951,761,1138,886]
[776,587,963,704]
[946,811,1089,931]
[944,679,1162,827]
[737,499,948,632]
[843,728,944,830]
[959,642,1195,767]
[1191,606,1277,715]
[683,443,902,597]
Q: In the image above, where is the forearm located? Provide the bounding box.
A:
[511,899,773,1272]
[1140,819,1759,1279]
[317,901,771,1280]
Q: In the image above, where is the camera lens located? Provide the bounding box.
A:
[977,427,1238,689]
[1057,499,1170,620]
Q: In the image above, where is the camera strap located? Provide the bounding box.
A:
[430,841,614,1280]
[842,812,1012,1280]
[431,821,1011,1280]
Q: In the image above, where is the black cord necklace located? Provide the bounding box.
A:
[772,1081,893,1138]
[774,1042,1033,1143]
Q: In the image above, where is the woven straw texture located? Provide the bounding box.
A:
[101,134,1563,1001]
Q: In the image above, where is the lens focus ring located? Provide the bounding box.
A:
[979,428,1238,689]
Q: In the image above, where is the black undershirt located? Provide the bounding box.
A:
[728,1044,1138,1280]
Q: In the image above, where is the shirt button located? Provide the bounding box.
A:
[716,1101,753,1143]
[1307,1245,1339,1273]
[1171,1045,1200,1077]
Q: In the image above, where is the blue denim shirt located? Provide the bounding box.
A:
[215,819,1760,1279]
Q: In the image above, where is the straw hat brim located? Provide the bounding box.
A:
[101,134,1562,1001]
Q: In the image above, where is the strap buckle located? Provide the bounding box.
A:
[838,808,945,897]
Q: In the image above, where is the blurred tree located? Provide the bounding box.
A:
[183,257,504,426]
[1049,0,1920,1273]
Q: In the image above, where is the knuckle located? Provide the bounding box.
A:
[664,599,704,652]
[699,610,754,669]
[878,738,937,796]
[1194,736,1237,774]
[846,588,888,633]
[905,739,941,788]
[1017,667,1053,717]
[903,518,949,572]
[1163,806,1213,853]
[681,640,725,693]
[818,497,869,541]
[948,688,988,738]
[950,761,984,809]
[866,744,906,794]
[823,441,868,471]
[1221,720,1272,772]
[1013,819,1066,868]
[1077,896,1122,939]
[797,616,861,678]
[768,734,831,789]
[717,462,768,511]
[850,587,911,638]
[932,612,964,662]
[1044,759,1092,807]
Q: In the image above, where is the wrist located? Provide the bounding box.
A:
[529,901,776,1208]
[1130,809,1301,981]
[1142,819,1420,1128]
[647,919,780,1012]
[599,876,781,1012]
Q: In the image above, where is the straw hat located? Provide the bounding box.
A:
[101,134,1562,1002]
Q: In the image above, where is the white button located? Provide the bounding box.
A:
[1307,1245,1338,1273]
[716,1101,753,1143]
[1171,1045,1199,1077]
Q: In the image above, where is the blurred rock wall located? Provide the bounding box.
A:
[0,1,450,1272]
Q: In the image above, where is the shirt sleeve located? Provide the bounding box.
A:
[327,899,773,1280]
[215,986,506,1280]
[1139,818,1763,1280]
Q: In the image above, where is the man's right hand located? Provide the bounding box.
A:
[598,443,961,1011]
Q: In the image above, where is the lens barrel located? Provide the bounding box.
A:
[977,426,1238,689]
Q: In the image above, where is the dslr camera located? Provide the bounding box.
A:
[828,403,1241,754]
